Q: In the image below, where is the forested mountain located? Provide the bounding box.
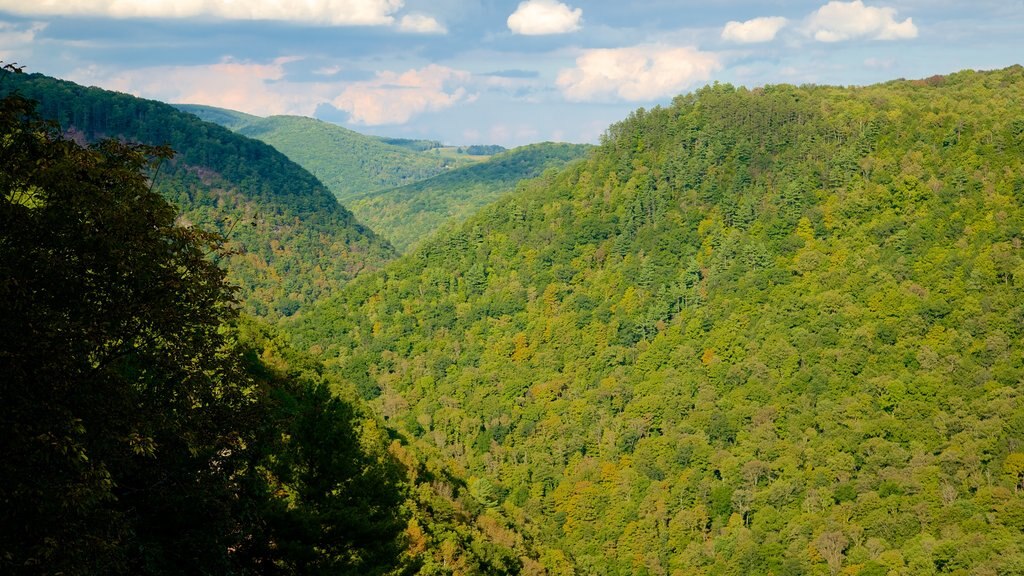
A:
[290,66,1024,575]
[348,142,592,252]
[3,73,393,318]
[176,105,480,203]
[1,73,543,575]
[179,104,581,254]
[174,103,260,130]
[0,85,407,574]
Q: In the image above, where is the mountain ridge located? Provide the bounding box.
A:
[289,65,1024,575]
[175,104,480,202]
[347,141,593,251]
[178,102,591,253]
[4,73,393,318]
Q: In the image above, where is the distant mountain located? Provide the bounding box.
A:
[174,103,260,130]
[175,105,480,202]
[6,74,393,318]
[290,67,1024,574]
[347,142,592,252]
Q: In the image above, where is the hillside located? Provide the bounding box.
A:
[290,67,1024,575]
[347,142,592,252]
[5,74,393,318]
[174,103,260,130]
[176,106,480,202]
[0,86,408,573]
[2,73,544,575]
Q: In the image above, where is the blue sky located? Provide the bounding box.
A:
[1,1,1022,147]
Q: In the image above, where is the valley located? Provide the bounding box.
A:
[4,63,1024,575]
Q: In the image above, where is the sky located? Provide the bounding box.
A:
[1,1,1022,147]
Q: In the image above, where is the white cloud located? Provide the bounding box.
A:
[66,59,477,126]
[0,20,46,60]
[721,16,788,43]
[398,13,447,34]
[0,0,404,26]
[806,1,917,42]
[556,45,721,102]
[70,57,329,116]
[507,0,582,36]
[332,64,475,125]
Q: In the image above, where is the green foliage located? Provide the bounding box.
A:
[289,66,1024,574]
[173,103,261,130]
[348,142,592,252]
[0,90,406,575]
[3,74,394,319]
[459,144,508,156]
[376,136,446,152]
[232,319,410,575]
[179,108,477,203]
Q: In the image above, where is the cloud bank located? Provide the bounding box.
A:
[332,64,475,125]
[70,58,477,127]
[0,20,46,59]
[398,13,446,34]
[556,45,721,102]
[0,0,405,26]
[71,57,327,116]
[806,1,917,42]
[507,0,582,36]
[721,16,788,43]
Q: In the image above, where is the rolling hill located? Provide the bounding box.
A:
[179,104,589,254]
[289,66,1024,574]
[4,74,393,318]
[175,105,480,202]
[347,142,592,252]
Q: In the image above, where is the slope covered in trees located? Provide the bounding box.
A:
[176,105,480,203]
[347,142,592,252]
[0,78,546,575]
[291,67,1024,574]
[174,103,260,130]
[3,73,392,318]
[0,85,407,575]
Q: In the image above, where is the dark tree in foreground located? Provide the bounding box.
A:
[0,73,406,575]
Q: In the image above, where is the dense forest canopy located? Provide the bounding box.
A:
[0,83,407,575]
[347,142,592,252]
[7,58,1024,575]
[290,66,1024,575]
[0,69,554,576]
[2,73,393,319]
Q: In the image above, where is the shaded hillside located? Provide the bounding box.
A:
[176,106,479,203]
[5,73,393,318]
[290,67,1024,575]
[348,142,592,252]
[1,89,407,574]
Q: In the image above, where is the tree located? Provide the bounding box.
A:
[233,319,409,575]
[815,531,849,576]
[0,83,407,575]
[1005,453,1024,494]
[1,82,244,573]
